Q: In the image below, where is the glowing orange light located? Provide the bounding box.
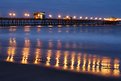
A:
[46,50,52,66]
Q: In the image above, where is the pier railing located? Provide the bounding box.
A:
[0,17,120,26]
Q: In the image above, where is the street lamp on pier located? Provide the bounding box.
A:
[49,14,52,18]
[24,13,30,17]
[80,16,82,19]
[73,16,77,19]
[90,17,93,20]
[9,12,16,18]
[99,18,102,20]
[85,17,88,19]
[95,17,98,20]
[58,15,61,19]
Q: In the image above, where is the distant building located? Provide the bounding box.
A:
[104,17,118,21]
[33,12,45,19]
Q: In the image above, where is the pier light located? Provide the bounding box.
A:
[64,15,72,20]
[73,16,77,19]
[24,13,30,17]
[9,12,16,17]
[99,18,102,20]
[66,15,69,19]
[49,14,52,18]
[28,14,30,17]
[117,18,121,21]
[13,13,16,16]
[85,17,88,19]
[58,15,61,19]
[9,13,12,16]
[116,18,119,21]
[90,17,93,20]
[103,18,106,20]
[80,16,82,19]
[95,17,98,20]
[116,19,119,21]
[104,17,118,21]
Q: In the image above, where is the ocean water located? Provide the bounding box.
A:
[0,26,121,77]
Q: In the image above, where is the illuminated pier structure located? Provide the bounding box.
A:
[0,18,120,26]
[0,12,120,26]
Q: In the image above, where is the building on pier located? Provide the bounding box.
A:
[33,12,45,19]
[104,17,118,21]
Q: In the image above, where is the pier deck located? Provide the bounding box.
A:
[0,17,120,26]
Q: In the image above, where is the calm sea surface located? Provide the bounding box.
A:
[0,26,121,77]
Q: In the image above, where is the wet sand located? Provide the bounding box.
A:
[0,61,121,81]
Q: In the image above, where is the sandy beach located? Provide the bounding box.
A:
[0,61,120,81]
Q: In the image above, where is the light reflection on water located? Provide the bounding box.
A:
[21,38,30,64]
[6,38,16,62]
[0,26,121,77]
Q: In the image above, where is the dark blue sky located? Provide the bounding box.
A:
[0,0,121,17]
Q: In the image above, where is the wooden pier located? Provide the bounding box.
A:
[0,17,120,26]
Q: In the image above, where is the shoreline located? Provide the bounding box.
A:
[0,61,121,81]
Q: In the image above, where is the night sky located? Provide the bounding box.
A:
[0,0,121,17]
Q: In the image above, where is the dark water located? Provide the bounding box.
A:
[0,26,121,77]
